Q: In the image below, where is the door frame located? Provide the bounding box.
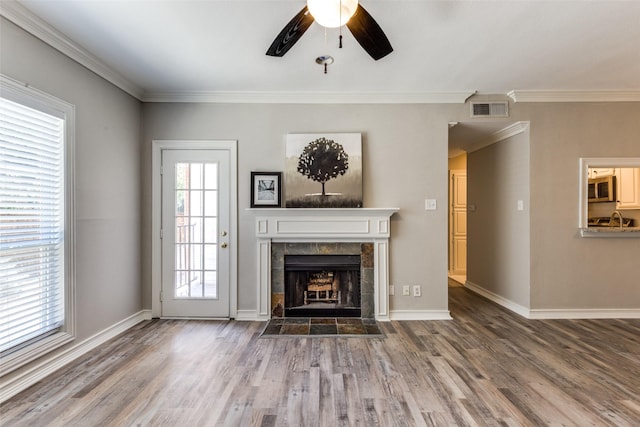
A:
[151,140,238,318]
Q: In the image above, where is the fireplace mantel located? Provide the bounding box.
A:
[248,208,399,321]
[249,208,399,240]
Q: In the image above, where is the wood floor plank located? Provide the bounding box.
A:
[2,287,639,426]
[317,339,337,427]
[285,371,306,426]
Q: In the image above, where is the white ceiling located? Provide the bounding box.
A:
[7,0,640,101]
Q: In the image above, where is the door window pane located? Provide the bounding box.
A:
[204,164,217,189]
[204,244,217,270]
[204,191,218,217]
[203,218,217,243]
[172,162,219,299]
[190,163,203,189]
[190,190,203,216]
[203,272,217,298]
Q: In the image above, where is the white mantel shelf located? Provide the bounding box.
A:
[248,208,399,241]
[247,208,399,215]
[248,208,399,321]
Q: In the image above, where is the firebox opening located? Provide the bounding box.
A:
[284,254,361,318]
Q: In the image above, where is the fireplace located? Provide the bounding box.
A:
[284,254,361,317]
[250,208,398,321]
[271,242,374,319]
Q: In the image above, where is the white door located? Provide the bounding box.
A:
[449,170,467,275]
[161,149,230,318]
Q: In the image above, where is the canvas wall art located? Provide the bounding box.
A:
[285,133,362,208]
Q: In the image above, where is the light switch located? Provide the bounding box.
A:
[425,199,437,210]
[517,200,524,211]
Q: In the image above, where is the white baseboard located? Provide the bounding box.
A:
[389,310,452,321]
[234,310,262,321]
[528,309,640,319]
[464,281,530,318]
[464,281,640,319]
[1,310,149,403]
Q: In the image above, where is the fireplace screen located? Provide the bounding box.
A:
[284,255,361,317]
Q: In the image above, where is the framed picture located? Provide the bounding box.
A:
[251,172,282,208]
[285,133,362,208]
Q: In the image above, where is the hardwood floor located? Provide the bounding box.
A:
[2,287,639,426]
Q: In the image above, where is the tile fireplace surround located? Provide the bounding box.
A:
[249,208,399,321]
[273,242,373,319]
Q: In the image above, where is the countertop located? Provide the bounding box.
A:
[580,226,640,238]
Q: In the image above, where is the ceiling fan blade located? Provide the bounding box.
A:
[266,6,315,57]
[346,4,393,60]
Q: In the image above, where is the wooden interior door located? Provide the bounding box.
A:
[449,170,467,276]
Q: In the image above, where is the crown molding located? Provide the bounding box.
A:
[466,121,529,154]
[141,91,474,104]
[508,90,640,103]
[0,1,144,100]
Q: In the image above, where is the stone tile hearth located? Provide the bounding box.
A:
[260,317,383,337]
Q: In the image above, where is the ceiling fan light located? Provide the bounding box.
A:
[307,0,358,28]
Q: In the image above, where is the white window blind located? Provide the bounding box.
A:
[0,96,65,355]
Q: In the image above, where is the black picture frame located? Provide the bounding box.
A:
[251,172,282,208]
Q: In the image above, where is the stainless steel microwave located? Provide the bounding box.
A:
[588,175,616,202]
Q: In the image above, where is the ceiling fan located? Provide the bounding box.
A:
[266,0,393,61]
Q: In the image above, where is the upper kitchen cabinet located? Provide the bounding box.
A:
[616,167,640,209]
[588,168,615,178]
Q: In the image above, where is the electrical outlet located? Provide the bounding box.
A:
[413,285,421,297]
[402,285,410,296]
[389,285,395,296]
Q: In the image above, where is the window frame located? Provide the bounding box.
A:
[0,75,76,375]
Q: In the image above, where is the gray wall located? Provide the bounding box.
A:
[467,129,531,308]
[141,101,640,316]
[523,103,640,310]
[464,103,640,312]
[1,18,143,343]
[141,103,458,314]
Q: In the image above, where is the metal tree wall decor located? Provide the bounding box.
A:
[285,133,362,208]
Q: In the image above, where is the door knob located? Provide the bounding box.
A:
[220,242,228,249]
[221,230,227,237]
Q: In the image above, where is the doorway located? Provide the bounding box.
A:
[152,141,237,318]
[447,120,527,292]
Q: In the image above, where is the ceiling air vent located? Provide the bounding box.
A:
[470,101,509,118]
